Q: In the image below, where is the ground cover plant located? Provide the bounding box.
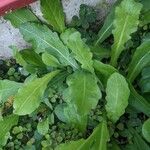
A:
[0,0,150,149]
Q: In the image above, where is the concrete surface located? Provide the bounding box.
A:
[0,0,116,59]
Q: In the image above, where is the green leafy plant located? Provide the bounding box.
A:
[0,0,150,149]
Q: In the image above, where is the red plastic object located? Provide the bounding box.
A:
[0,0,36,16]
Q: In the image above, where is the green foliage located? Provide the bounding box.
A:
[141,11,150,26]
[140,0,150,12]
[139,66,150,93]
[19,49,46,68]
[1,0,150,149]
[105,73,130,122]
[130,129,150,150]
[0,80,22,103]
[129,84,150,117]
[70,4,97,43]
[37,118,49,135]
[61,29,94,73]
[12,47,27,67]
[93,60,117,86]
[55,139,85,150]
[139,0,150,26]
[13,71,59,115]
[110,0,142,67]
[127,40,150,82]
[56,120,109,150]
[19,23,78,69]
[73,4,97,29]
[90,45,110,61]
[4,8,38,28]
[0,115,18,146]
[95,0,121,45]
[40,0,65,33]
[42,52,61,67]
[12,46,47,74]
[142,118,150,143]
[63,70,101,131]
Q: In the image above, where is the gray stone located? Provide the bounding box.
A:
[0,17,28,59]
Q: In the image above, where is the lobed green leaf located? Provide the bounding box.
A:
[110,0,142,67]
[4,8,38,28]
[0,115,18,144]
[37,118,49,135]
[0,80,22,103]
[131,129,150,150]
[93,60,117,86]
[105,73,130,122]
[12,47,46,74]
[56,120,109,150]
[142,118,150,143]
[129,84,150,117]
[13,70,60,115]
[95,0,121,45]
[139,66,150,93]
[63,70,101,131]
[61,29,94,73]
[42,52,61,67]
[40,0,65,33]
[19,23,78,69]
[127,40,150,82]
